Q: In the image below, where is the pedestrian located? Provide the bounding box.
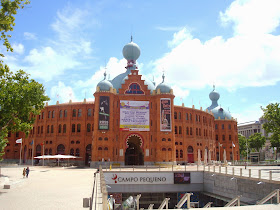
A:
[22,168,26,178]
[26,167,30,178]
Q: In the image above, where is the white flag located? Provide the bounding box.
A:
[232,142,235,147]
[16,138,22,144]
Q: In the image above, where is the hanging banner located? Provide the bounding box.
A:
[160,98,171,131]
[99,96,110,130]
[120,100,149,131]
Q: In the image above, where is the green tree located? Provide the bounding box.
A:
[0,0,49,159]
[1,0,29,55]
[248,133,266,152]
[238,134,248,159]
[261,103,280,152]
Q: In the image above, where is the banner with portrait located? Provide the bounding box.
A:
[160,98,171,131]
[99,96,109,130]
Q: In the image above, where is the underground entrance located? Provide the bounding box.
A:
[125,134,144,165]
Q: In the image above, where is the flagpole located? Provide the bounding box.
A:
[219,143,221,162]
[19,141,22,165]
[232,141,234,166]
[43,143,45,166]
[32,139,34,166]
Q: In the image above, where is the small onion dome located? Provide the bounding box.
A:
[207,85,220,111]
[211,106,232,120]
[122,40,141,61]
[97,72,113,91]
[156,73,171,93]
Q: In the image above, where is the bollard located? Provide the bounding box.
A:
[219,166,221,174]
[232,167,235,176]
[269,171,272,181]
[249,169,251,178]
[240,168,242,177]
[197,164,199,171]
[83,198,90,208]
[213,166,215,173]
[203,165,205,171]
[225,167,227,175]
[185,164,186,172]
[133,165,134,171]
[208,166,210,172]
[172,165,173,171]
[3,185,10,189]
[259,170,261,180]
[146,165,148,171]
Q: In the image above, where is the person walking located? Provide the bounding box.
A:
[26,167,30,178]
[22,168,26,178]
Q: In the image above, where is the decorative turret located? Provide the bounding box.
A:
[122,36,141,70]
[96,71,113,91]
[156,73,172,94]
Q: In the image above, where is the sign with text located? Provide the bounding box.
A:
[120,100,150,131]
[160,98,171,131]
[98,96,110,130]
[104,172,174,184]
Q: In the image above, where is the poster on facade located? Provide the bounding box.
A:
[160,98,171,131]
[98,96,109,130]
[120,100,149,131]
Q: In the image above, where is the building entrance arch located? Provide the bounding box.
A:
[187,146,194,163]
[125,134,144,165]
[85,144,91,166]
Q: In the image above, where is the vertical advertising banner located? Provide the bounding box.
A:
[99,96,109,130]
[160,98,171,131]
[120,100,150,131]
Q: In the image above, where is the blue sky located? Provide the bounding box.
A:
[2,0,280,124]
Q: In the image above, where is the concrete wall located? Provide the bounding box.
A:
[203,172,280,204]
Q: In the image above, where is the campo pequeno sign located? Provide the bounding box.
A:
[104,172,174,185]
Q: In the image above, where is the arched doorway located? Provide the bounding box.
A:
[35,145,41,164]
[57,144,65,155]
[187,146,194,163]
[125,134,144,165]
[85,144,91,166]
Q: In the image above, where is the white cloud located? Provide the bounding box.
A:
[233,103,264,124]
[152,0,280,90]
[12,43,24,54]
[220,0,280,35]
[168,28,193,48]
[24,32,37,40]
[156,26,185,32]
[50,81,77,104]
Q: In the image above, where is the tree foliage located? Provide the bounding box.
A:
[0,0,49,159]
[0,0,29,56]
[248,133,266,152]
[261,103,280,152]
[238,134,248,159]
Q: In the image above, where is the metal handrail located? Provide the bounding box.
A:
[203,202,213,208]
[224,196,241,207]
[256,189,280,205]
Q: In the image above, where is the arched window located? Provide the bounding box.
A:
[72,109,76,117]
[87,109,91,116]
[98,147,102,150]
[51,125,54,133]
[71,141,74,144]
[87,123,91,132]
[176,150,178,158]
[190,127,193,135]
[58,124,62,133]
[59,110,63,118]
[64,110,67,117]
[49,148,52,155]
[76,141,80,144]
[86,144,92,152]
[76,149,80,156]
[45,148,48,155]
[63,124,66,133]
[186,113,188,120]
[70,148,74,156]
[78,109,82,117]
[57,144,65,155]
[162,138,166,141]
[104,147,108,150]
[168,148,172,151]
[37,126,40,134]
[72,124,75,132]
[48,111,51,118]
[77,124,81,132]
[42,112,44,119]
[222,135,225,141]
[168,138,171,141]
[36,145,41,154]
[186,127,189,135]
[52,110,55,118]
[98,137,102,141]
[174,112,177,119]
[215,124,218,129]
[104,137,108,141]
[125,83,144,94]
[41,126,43,134]
[179,126,182,134]
[180,150,183,158]
[175,126,178,134]
[179,112,181,119]
[196,128,198,135]
[162,148,166,151]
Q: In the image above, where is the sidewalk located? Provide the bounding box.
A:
[0,165,97,210]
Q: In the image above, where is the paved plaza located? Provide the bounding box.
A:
[0,165,97,210]
[1,164,280,210]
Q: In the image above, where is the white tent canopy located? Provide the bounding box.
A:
[34,154,79,159]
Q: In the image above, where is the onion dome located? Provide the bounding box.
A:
[156,73,171,94]
[97,72,113,91]
[207,85,232,119]
[122,36,141,62]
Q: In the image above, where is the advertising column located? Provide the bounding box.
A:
[160,98,172,132]
[98,96,110,130]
